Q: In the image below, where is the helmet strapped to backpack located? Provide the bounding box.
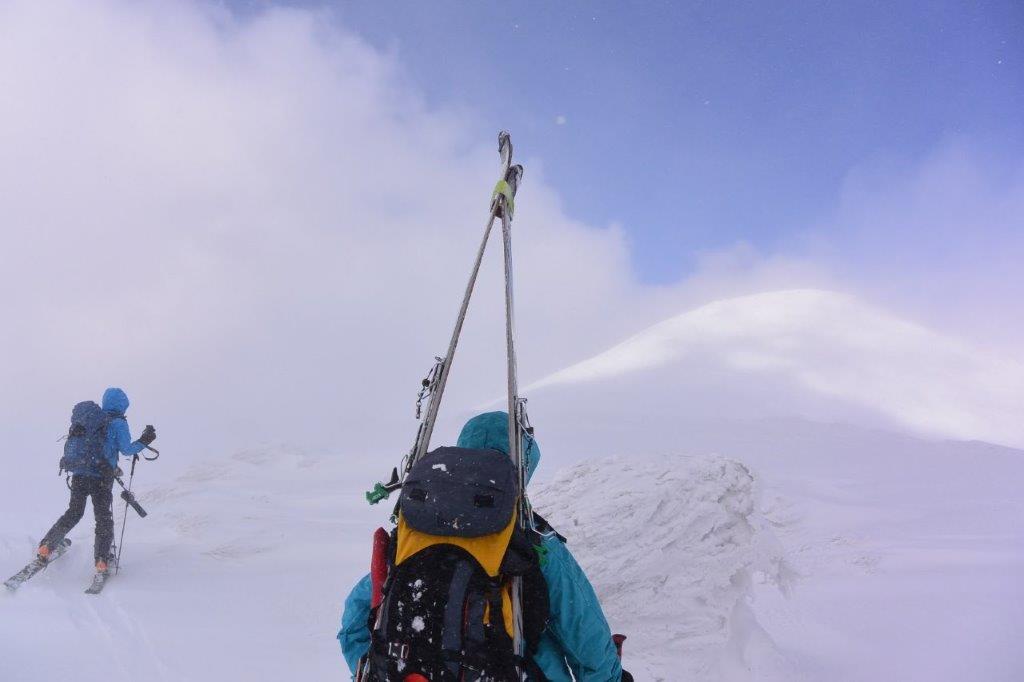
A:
[364,447,549,682]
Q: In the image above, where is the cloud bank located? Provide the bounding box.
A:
[0,0,669,465]
[0,0,1020,471]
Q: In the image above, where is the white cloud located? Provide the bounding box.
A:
[0,0,666,463]
[798,141,1024,352]
[0,1,1020,470]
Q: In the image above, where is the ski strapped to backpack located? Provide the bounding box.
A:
[360,133,540,681]
[365,131,527,506]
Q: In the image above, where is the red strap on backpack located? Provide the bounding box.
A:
[370,527,389,609]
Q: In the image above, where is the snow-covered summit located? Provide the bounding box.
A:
[529,289,1024,448]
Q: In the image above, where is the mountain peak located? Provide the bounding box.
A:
[529,289,1024,448]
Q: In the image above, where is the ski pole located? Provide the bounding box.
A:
[115,454,140,574]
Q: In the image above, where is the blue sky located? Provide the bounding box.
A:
[235,0,1024,283]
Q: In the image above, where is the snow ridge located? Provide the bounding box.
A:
[532,454,794,681]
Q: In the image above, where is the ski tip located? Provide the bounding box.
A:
[498,131,513,167]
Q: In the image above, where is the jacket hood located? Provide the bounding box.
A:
[102,387,130,415]
[456,411,541,484]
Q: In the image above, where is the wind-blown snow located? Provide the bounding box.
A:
[0,447,383,681]
[528,290,1024,448]
[4,447,797,682]
[533,455,794,681]
[3,427,1023,681]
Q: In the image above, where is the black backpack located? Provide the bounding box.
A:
[364,447,550,682]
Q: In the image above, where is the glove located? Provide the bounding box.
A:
[139,425,156,446]
[621,672,634,682]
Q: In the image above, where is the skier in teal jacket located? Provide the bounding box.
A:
[338,411,630,681]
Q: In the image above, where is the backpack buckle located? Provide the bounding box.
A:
[387,642,410,660]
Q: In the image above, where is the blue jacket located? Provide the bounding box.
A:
[338,412,623,681]
[94,387,145,475]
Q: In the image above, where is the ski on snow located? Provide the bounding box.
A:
[85,571,110,595]
[4,538,72,592]
[85,543,117,594]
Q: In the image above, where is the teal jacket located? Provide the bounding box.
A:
[338,412,623,681]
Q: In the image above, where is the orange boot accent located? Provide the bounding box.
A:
[37,545,51,561]
[95,560,109,574]
[404,675,429,682]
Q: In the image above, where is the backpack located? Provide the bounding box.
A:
[59,401,119,477]
[364,447,550,682]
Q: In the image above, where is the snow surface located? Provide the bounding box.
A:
[4,426,1021,681]
[1,447,383,681]
[3,293,1023,681]
[533,455,794,681]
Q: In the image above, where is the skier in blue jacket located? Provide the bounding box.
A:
[338,411,631,681]
[38,388,156,573]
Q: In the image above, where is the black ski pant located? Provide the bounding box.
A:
[41,474,114,563]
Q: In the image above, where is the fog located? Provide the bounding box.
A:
[1,1,1020,476]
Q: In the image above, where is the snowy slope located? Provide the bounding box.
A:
[530,438,1024,681]
[533,455,794,681]
[516,289,1024,680]
[2,432,1024,675]
[0,448,383,681]
[529,289,1024,449]
[5,428,1020,681]
[1,446,795,681]
[4,290,1023,681]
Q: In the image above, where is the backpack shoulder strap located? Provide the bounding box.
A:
[500,523,551,658]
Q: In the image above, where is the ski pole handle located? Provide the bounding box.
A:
[365,483,390,505]
[365,468,401,505]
